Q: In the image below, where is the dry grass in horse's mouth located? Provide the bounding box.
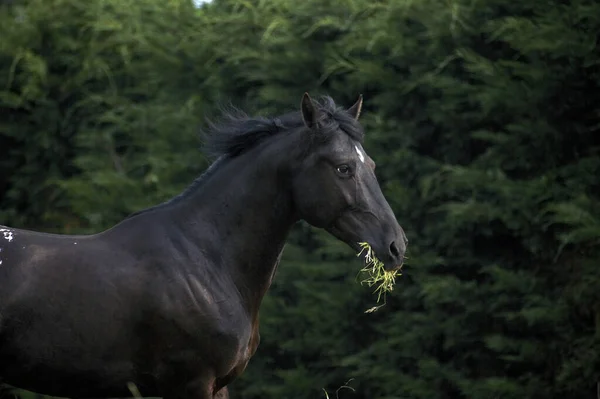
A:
[356,242,401,313]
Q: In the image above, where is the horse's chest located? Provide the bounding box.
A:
[155,275,261,382]
[187,304,257,372]
[214,313,260,386]
[218,310,258,364]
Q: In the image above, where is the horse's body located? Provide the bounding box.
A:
[0,94,406,399]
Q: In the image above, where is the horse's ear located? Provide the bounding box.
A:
[301,92,318,129]
[347,94,363,120]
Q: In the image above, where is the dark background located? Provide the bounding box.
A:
[1,0,599,398]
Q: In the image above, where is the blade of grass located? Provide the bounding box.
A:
[356,242,401,313]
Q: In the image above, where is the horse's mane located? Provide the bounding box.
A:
[202,95,364,158]
[125,95,363,219]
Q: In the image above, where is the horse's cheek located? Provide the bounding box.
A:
[293,176,335,227]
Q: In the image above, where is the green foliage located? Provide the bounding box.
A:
[1,0,599,398]
[0,0,217,232]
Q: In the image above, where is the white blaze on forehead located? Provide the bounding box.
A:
[354,145,365,163]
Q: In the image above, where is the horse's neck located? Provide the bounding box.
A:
[171,148,297,314]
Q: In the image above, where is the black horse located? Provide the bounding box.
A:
[0,93,407,399]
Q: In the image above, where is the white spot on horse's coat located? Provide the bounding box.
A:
[0,260,2,265]
[74,242,77,245]
[355,145,365,163]
[0,228,14,242]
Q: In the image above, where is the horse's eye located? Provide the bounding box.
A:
[336,164,351,175]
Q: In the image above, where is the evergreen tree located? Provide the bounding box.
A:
[1,0,598,398]
[1,0,218,233]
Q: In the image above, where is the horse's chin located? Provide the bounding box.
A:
[383,262,403,272]
[324,225,362,254]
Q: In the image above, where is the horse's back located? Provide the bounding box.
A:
[0,224,158,396]
[0,224,123,302]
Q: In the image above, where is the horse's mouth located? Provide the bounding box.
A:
[324,225,402,271]
[384,262,404,272]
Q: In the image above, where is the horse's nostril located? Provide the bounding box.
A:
[389,241,400,258]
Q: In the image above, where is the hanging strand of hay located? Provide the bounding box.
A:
[356,242,401,313]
